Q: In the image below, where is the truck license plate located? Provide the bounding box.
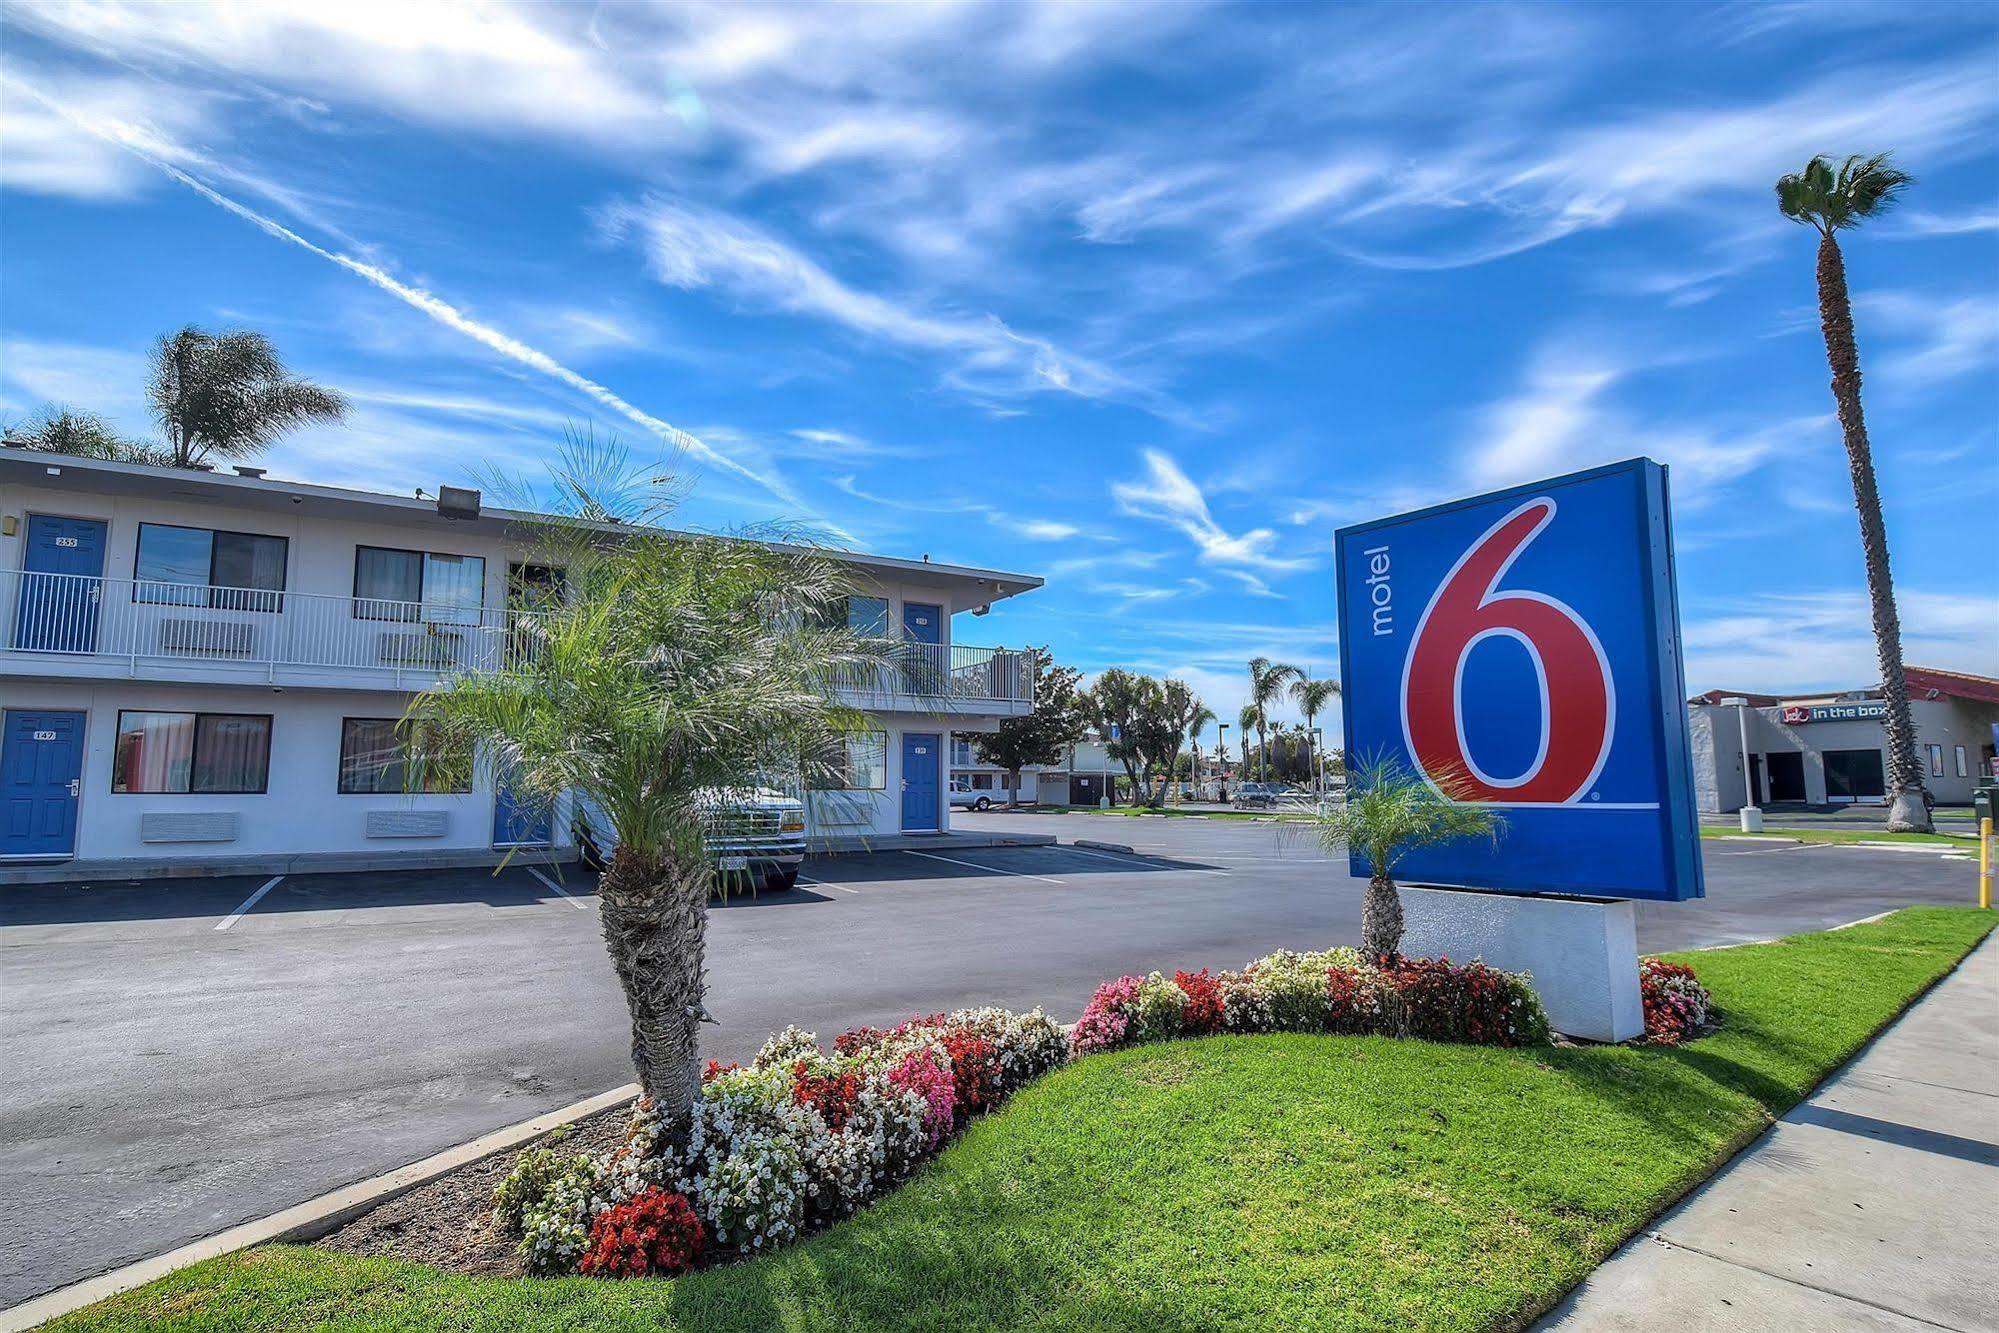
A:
[719,856,749,871]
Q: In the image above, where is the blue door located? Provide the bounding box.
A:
[16,515,107,653]
[902,732,940,832]
[1,710,86,859]
[493,772,552,848]
[902,601,943,694]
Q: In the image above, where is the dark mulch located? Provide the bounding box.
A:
[315,1096,636,1274]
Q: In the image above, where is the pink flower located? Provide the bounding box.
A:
[888,1047,956,1148]
[1071,976,1143,1055]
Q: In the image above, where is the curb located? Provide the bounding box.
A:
[1072,839,1137,856]
[0,1083,639,1333]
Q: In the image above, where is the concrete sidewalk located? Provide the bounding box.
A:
[1540,931,1998,1332]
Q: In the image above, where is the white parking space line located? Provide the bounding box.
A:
[906,849,1066,885]
[800,875,861,895]
[527,866,593,910]
[1059,844,1230,876]
[214,876,283,932]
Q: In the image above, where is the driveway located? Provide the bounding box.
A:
[1,819,1980,1307]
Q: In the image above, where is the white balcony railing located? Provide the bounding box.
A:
[0,569,1037,707]
[0,568,544,681]
[838,642,1035,708]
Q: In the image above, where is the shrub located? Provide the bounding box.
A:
[518,1154,603,1275]
[1380,957,1550,1047]
[791,1057,866,1130]
[939,1029,1001,1121]
[1128,972,1188,1043]
[493,1147,577,1237]
[1175,968,1225,1035]
[1071,975,1142,1054]
[675,1064,814,1252]
[945,1006,1068,1092]
[887,1045,956,1148]
[1248,949,1346,1030]
[753,1025,821,1070]
[1323,963,1389,1035]
[1640,958,1711,1044]
[1215,969,1274,1033]
[577,1188,706,1278]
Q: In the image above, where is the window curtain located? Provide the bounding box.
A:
[190,716,270,793]
[114,712,195,792]
[421,553,485,625]
[354,548,421,621]
[339,718,404,794]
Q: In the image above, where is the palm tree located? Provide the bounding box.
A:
[148,325,347,469]
[1247,656,1301,783]
[1237,702,1259,779]
[1187,702,1217,800]
[7,405,168,465]
[1319,757,1500,958]
[1775,153,1930,833]
[411,459,884,1127]
[1290,675,1341,794]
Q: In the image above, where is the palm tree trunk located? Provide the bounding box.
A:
[1361,871,1404,960]
[596,843,710,1127]
[1257,720,1267,783]
[1301,711,1315,793]
[1814,232,1931,833]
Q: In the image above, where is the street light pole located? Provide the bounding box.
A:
[1720,696,1763,833]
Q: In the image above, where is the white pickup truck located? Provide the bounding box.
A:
[571,788,808,891]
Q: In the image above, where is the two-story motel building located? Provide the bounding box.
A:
[0,446,1041,877]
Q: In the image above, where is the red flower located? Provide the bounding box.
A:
[701,1060,740,1083]
[1175,969,1225,1035]
[791,1059,865,1129]
[577,1188,706,1279]
[939,1029,1000,1122]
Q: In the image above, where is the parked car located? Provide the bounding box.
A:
[572,787,807,891]
[1232,782,1306,810]
[949,779,996,811]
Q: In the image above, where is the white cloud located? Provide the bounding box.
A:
[1462,340,1835,505]
[596,196,1157,411]
[1860,291,1999,386]
[0,62,215,199]
[1891,210,1999,238]
[1111,448,1316,572]
[1683,589,1999,693]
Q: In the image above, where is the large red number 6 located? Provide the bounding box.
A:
[1402,499,1612,803]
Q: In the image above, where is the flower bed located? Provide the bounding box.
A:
[492,948,1709,1278]
[1071,946,1554,1056]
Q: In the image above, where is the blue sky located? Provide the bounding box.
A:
[2,0,1994,731]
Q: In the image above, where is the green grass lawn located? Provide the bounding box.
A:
[1697,824,1973,846]
[49,907,1994,1333]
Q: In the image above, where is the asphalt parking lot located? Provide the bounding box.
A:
[1,813,1982,1308]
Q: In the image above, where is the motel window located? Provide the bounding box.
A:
[337,718,470,794]
[1956,745,1969,778]
[134,523,287,611]
[810,730,888,791]
[353,547,486,624]
[1928,743,1944,777]
[112,711,271,793]
[814,595,889,638]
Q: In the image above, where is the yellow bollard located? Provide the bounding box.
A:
[1981,817,1993,911]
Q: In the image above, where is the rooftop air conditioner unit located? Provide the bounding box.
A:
[437,486,481,521]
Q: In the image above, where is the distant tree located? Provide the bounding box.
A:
[972,652,1087,807]
[1086,669,1194,807]
[1088,668,1154,804]
[1237,702,1259,776]
[148,325,347,469]
[1775,153,1929,832]
[1186,702,1217,795]
[1247,656,1301,782]
[1290,675,1341,792]
[1319,757,1501,957]
[8,405,167,464]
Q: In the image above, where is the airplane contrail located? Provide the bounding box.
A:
[11,76,803,510]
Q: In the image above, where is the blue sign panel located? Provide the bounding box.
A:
[1334,458,1703,901]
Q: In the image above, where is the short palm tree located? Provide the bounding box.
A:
[410,464,884,1127]
[8,405,167,464]
[1775,153,1930,833]
[1290,675,1341,793]
[1318,757,1500,958]
[148,325,347,469]
[1247,656,1301,782]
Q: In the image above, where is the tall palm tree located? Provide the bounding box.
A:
[148,325,347,469]
[1247,656,1301,783]
[1187,702,1217,799]
[1319,757,1499,957]
[1290,675,1341,794]
[412,461,883,1127]
[1776,153,1929,832]
[1237,702,1259,778]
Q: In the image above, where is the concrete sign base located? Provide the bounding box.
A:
[1400,886,1644,1043]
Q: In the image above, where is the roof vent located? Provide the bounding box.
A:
[234,466,267,479]
[437,485,481,521]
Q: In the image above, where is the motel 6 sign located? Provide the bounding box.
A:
[1334,458,1704,902]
